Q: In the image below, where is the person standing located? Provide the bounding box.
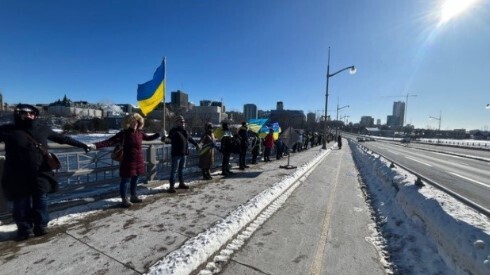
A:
[237,121,249,169]
[199,122,217,180]
[94,113,160,207]
[163,115,199,193]
[220,121,233,176]
[275,137,284,160]
[250,133,262,164]
[337,134,343,149]
[263,129,275,162]
[0,104,93,241]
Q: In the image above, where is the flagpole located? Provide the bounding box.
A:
[162,57,166,135]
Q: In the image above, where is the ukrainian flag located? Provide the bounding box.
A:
[137,61,165,116]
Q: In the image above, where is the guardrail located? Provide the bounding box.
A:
[352,138,490,218]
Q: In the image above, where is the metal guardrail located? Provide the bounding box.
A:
[352,138,490,218]
[0,142,224,222]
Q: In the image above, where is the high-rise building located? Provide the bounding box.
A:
[360,116,374,127]
[307,112,316,123]
[171,90,189,109]
[276,101,284,111]
[200,100,212,106]
[243,104,257,121]
[392,101,405,127]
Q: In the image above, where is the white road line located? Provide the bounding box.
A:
[449,172,489,188]
[405,156,432,167]
[434,152,465,159]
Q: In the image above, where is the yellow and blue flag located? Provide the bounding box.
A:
[137,61,165,116]
[258,122,281,140]
[247,118,268,133]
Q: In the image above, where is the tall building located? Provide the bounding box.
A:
[307,112,316,123]
[171,90,189,109]
[243,104,257,121]
[276,101,284,111]
[392,101,405,127]
[200,100,212,106]
[360,116,374,127]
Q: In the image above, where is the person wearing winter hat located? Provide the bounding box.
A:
[94,113,160,207]
[0,104,94,241]
[162,115,200,193]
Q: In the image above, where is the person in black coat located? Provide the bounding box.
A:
[162,115,199,193]
[337,134,343,149]
[0,104,92,241]
[237,121,249,169]
[220,121,234,176]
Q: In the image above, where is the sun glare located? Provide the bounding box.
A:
[439,0,479,24]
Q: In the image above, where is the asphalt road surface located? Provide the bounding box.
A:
[220,144,386,275]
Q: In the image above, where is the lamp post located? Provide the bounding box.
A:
[336,104,349,136]
[322,47,356,149]
[429,111,442,144]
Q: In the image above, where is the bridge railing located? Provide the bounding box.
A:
[0,141,223,222]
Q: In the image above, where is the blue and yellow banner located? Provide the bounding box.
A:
[247,118,268,133]
[137,61,165,116]
[258,122,281,140]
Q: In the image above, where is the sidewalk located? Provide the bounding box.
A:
[0,143,379,274]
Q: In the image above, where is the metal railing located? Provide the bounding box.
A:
[0,142,223,222]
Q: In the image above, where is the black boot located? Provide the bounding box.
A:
[177,181,189,189]
[168,181,176,193]
[205,170,213,179]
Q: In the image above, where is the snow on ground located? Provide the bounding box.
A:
[1,139,489,274]
[351,141,490,275]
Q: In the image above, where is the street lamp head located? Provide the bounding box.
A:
[486,103,490,109]
[349,66,357,74]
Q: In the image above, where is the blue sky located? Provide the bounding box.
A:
[1,0,489,130]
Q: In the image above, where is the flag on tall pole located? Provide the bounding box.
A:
[137,59,165,116]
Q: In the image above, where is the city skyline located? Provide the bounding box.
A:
[1,1,489,130]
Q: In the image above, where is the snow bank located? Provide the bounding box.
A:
[351,142,490,275]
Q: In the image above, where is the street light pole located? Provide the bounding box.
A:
[322,47,356,149]
[429,110,442,144]
[336,103,349,136]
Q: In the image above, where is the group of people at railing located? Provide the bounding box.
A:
[0,103,324,242]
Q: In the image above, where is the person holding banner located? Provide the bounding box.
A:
[263,128,275,162]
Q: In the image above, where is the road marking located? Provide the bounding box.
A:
[449,172,489,188]
[309,150,342,275]
[405,156,432,166]
[434,152,465,159]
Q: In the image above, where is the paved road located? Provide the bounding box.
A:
[361,141,490,211]
[220,143,386,275]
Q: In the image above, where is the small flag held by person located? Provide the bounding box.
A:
[137,60,165,116]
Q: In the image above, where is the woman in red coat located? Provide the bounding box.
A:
[95,113,160,207]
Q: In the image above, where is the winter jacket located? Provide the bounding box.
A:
[264,134,275,148]
[0,121,88,200]
[165,126,198,156]
[198,132,216,169]
[95,129,160,178]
